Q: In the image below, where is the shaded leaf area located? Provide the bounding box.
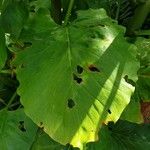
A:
[87,120,150,150]
[134,37,150,101]
[0,109,72,150]
[121,97,143,124]
[30,129,66,150]
[0,74,18,110]
[13,9,139,148]
[0,109,37,150]
[0,0,29,39]
[1,109,149,150]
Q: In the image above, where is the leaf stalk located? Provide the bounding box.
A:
[64,0,74,26]
[5,91,17,110]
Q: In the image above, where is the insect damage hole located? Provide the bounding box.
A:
[108,109,111,114]
[18,121,26,132]
[88,64,100,72]
[67,99,75,109]
[77,65,83,74]
[30,5,36,12]
[39,122,44,129]
[21,64,25,68]
[73,74,82,84]
[40,122,43,126]
[124,75,135,86]
[23,42,32,48]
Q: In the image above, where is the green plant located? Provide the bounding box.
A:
[0,0,150,150]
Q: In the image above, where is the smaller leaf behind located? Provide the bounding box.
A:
[86,120,150,150]
[120,97,143,123]
[1,0,29,39]
[0,109,37,150]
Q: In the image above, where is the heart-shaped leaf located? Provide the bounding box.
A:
[13,9,139,148]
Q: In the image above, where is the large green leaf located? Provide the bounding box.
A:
[13,9,139,148]
[86,120,150,150]
[0,109,37,150]
[0,27,7,70]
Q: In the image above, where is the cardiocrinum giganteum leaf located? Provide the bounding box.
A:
[13,9,139,149]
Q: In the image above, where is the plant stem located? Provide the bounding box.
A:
[5,91,17,110]
[51,0,62,25]
[64,0,74,26]
[115,2,120,20]
[0,98,7,106]
[135,29,150,35]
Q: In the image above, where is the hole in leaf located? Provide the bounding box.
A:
[77,65,83,74]
[40,122,43,126]
[21,64,25,68]
[30,5,36,12]
[124,75,128,82]
[98,23,105,27]
[108,121,114,131]
[124,75,135,86]
[108,109,111,114]
[88,64,100,72]
[18,121,26,132]
[23,42,32,48]
[39,122,44,129]
[73,74,82,84]
[67,99,75,109]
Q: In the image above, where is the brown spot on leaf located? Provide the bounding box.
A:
[39,122,44,129]
[141,102,150,123]
[88,64,100,72]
